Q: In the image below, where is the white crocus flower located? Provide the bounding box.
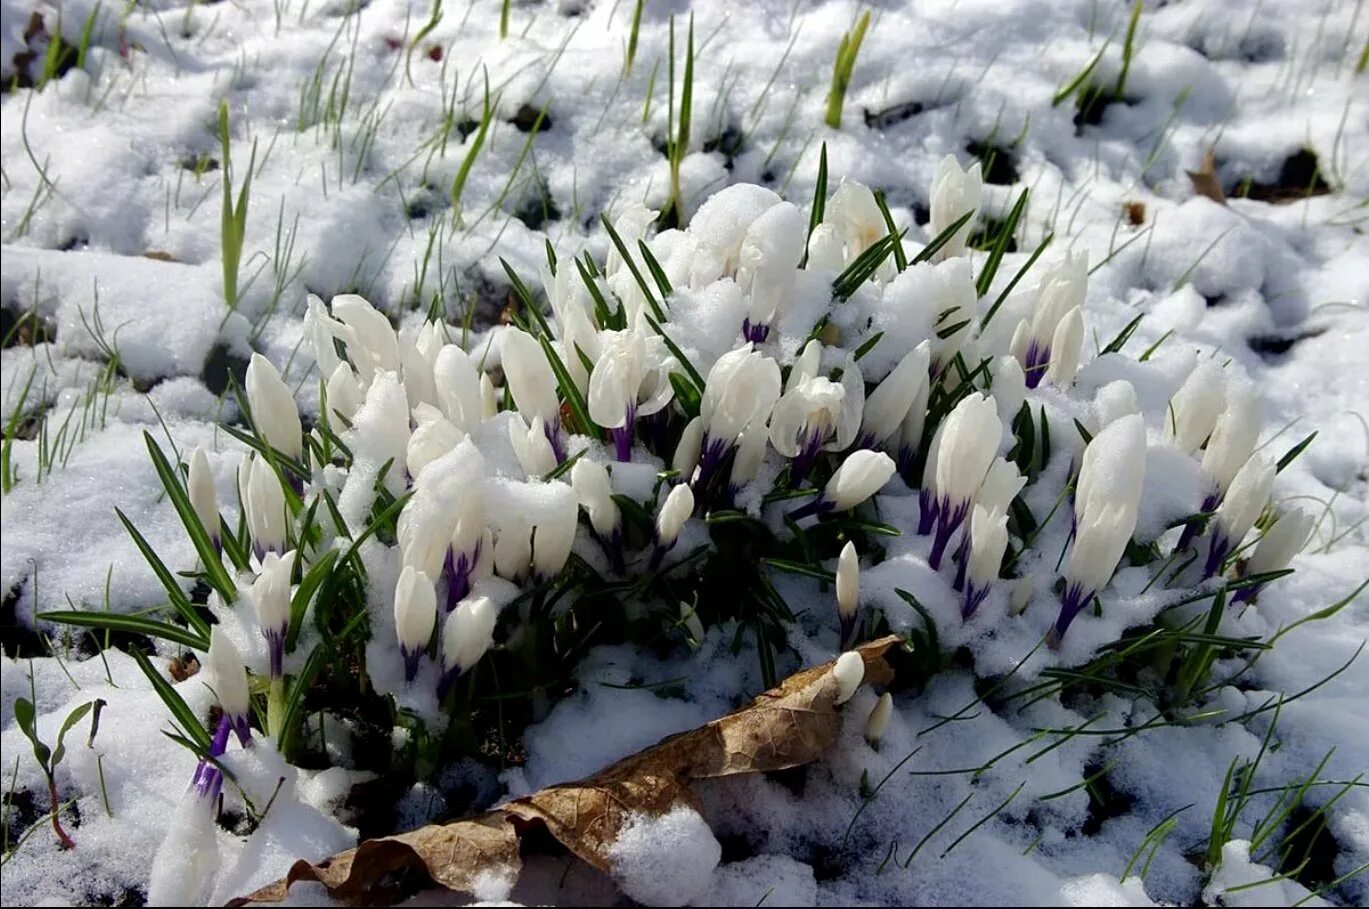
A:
[650,483,694,569]
[896,369,932,477]
[325,362,363,423]
[480,372,499,419]
[500,328,562,443]
[604,202,660,321]
[976,457,1026,517]
[571,458,620,540]
[962,504,1008,618]
[206,628,251,744]
[1165,360,1225,454]
[304,294,345,378]
[245,353,302,459]
[394,565,437,682]
[434,344,484,433]
[673,415,706,480]
[531,484,578,579]
[735,201,806,342]
[928,155,983,261]
[1207,454,1274,577]
[805,223,847,272]
[833,651,864,705]
[929,258,978,373]
[791,449,896,519]
[407,411,465,479]
[990,355,1027,424]
[1056,501,1137,646]
[332,294,401,386]
[1201,388,1260,496]
[239,453,289,558]
[727,416,770,500]
[541,262,601,391]
[1009,251,1088,389]
[509,414,558,478]
[927,393,1002,569]
[1074,415,1147,523]
[860,341,931,449]
[827,181,887,266]
[439,594,498,694]
[836,541,859,647]
[253,549,295,677]
[699,346,782,483]
[399,335,437,410]
[147,782,221,907]
[588,324,675,460]
[864,693,893,749]
[188,447,219,548]
[1236,507,1314,603]
[786,339,822,393]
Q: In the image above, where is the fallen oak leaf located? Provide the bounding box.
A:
[231,636,899,905]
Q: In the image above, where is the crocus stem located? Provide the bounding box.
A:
[48,776,75,850]
[266,676,286,741]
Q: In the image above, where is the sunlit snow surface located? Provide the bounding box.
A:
[2,0,1366,905]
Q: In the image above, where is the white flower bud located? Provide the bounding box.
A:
[1065,501,1136,599]
[1074,414,1146,525]
[679,602,705,646]
[655,483,694,547]
[245,353,302,459]
[407,412,465,478]
[824,450,896,511]
[393,565,437,656]
[673,415,706,479]
[571,458,620,537]
[976,457,1026,517]
[434,344,484,432]
[399,336,437,410]
[325,362,363,423]
[1202,388,1260,495]
[532,484,578,578]
[966,504,1009,595]
[304,294,344,378]
[206,628,249,725]
[1246,508,1314,577]
[787,340,823,393]
[933,393,1003,509]
[827,181,888,264]
[240,454,289,556]
[728,417,769,491]
[1044,305,1084,387]
[332,294,401,385]
[861,342,931,448]
[864,692,893,748]
[928,155,982,261]
[510,414,558,478]
[836,541,859,623]
[500,328,560,426]
[252,549,295,638]
[480,372,499,419]
[805,223,846,272]
[990,355,1026,425]
[442,595,498,676]
[1214,454,1274,552]
[833,651,864,705]
[1165,360,1225,454]
[187,447,219,543]
[701,346,782,449]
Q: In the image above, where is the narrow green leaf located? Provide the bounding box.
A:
[129,647,211,751]
[1276,432,1316,473]
[38,610,208,650]
[909,209,975,266]
[116,509,211,639]
[976,188,1029,297]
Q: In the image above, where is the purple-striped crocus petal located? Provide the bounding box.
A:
[611,404,638,462]
[928,498,970,571]
[694,434,731,489]
[442,544,480,613]
[1203,533,1233,580]
[839,611,859,651]
[741,318,770,344]
[1176,491,1220,554]
[263,628,285,679]
[192,714,232,800]
[1023,339,1050,389]
[962,582,991,620]
[951,534,971,593]
[917,487,939,535]
[436,666,462,701]
[1048,582,1093,648]
[402,647,423,683]
[788,427,825,488]
[542,416,567,463]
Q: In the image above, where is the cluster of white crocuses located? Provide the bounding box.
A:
[180,155,1317,744]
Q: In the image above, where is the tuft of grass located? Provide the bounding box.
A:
[824,9,870,129]
[449,71,498,225]
[664,15,695,226]
[218,101,256,311]
[623,0,645,75]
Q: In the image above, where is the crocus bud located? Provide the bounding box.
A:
[1201,388,1260,495]
[253,550,295,677]
[439,594,498,695]
[860,342,931,449]
[927,393,1002,568]
[770,375,846,484]
[805,223,846,272]
[304,294,344,378]
[864,692,893,749]
[818,449,896,513]
[494,521,532,582]
[1055,502,1136,645]
[727,417,769,498]
[1207,454,1274,577]
[963,504,1008,618]
[990,356,1026,425]
[673,416,705,480]
[571,458,620,538]
[1074,415,1147,524]
[532,484,578,579]
[833,651,864,705]
[897,373,931,478]
[206,628,251,745]
[928,155,982,261]
[1044,306,1084,387]
[399,336,437,410]
[836,541,859,647]
[699,346,782,480]
[325,362,363,423]
[187,447,219,548]
[480,372,499,419]
[394,565,437,682]
[678,601,706,647]
[655,484,694,548]
[239,453,289,558]
[976,457,1026,517]
[434,344,484,432]
[501,328,560,427]
[407,412,464,478]
[332,294,401,385]
[1165,360,1225,454]
[246,353,302,459]
[1010,252,1087,388]
[1236,507,1314,602]
[510,414,557,478]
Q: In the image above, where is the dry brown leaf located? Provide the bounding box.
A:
[231,636,899,905]
[1187,149,1226,205]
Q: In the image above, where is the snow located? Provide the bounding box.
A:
[3,0,1368,906]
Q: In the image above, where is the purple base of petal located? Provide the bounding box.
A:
[1049,582,1093,648]
[1023,339,1050,389]
[742,319,770,344]
[928,498,969,571]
